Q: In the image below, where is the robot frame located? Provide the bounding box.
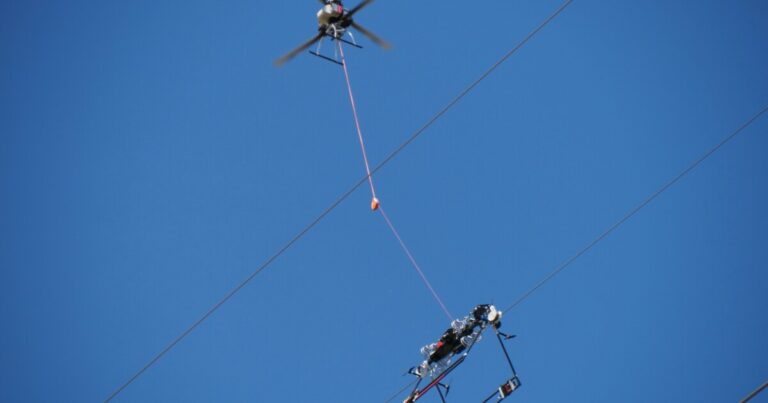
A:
[404,305,522,403]
[275,0,391,66]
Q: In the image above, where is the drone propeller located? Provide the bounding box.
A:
[346,0,375,18]
[274,32,325,66]
[350,22,391,49]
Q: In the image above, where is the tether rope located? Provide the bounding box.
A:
[339,41,379,209]
[380,206,454,321]
[339,41,452,320]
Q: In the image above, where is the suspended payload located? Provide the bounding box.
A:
[275,0,391,66]
[404,305,522,403]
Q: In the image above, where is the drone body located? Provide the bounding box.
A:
[275,0,390,66]
[316,1,346,28]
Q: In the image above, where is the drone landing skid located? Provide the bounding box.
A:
[309,33,363,66]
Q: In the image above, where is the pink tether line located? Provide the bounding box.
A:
[338,41,452,321]
[380,206,454,322]
[338,41,378,209]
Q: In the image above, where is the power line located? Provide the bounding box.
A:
[384,379,419,403]
[741,380,768,403]
[103,181,360,402]
[104,0,573,400]
[503,105,768,314]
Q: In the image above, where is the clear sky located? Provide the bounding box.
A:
[1,1,767,402]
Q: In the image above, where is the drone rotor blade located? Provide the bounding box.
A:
[351,22,391,49]
[274,33,324,66]
[347,0,374,18]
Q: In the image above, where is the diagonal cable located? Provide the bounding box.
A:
[384,379,419,403]
[104,1,574,400]
[503,105,768,314]
[741,380,768,403]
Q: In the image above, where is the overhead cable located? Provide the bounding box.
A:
[741,380,768,403]
[503,105,768,314]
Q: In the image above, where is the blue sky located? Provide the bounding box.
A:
[1,1,767,402]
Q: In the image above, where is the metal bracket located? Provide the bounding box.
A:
[328,34,363,48]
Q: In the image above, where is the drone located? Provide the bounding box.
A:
[275,0,391,66]
[404,305,522,403]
